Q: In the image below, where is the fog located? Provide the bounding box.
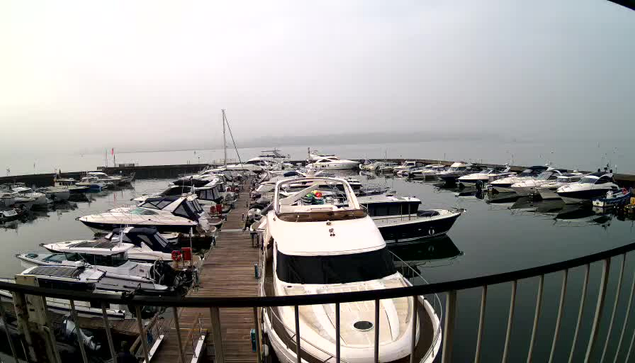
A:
[0,0,633,155]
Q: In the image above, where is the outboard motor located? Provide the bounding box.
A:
[63,318,101,352]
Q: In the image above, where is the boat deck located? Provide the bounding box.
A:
[153,186,259,363]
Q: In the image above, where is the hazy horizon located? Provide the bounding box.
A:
[1,0,633,156]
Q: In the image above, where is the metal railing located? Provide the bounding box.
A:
[3,241,635,362]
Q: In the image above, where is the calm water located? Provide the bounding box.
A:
[2,139,634,176]
[1,174,635,362]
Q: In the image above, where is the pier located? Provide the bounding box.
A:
[3,158,635,187]
[153,186,258,363]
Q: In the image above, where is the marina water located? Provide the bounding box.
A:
[1,171,634,361]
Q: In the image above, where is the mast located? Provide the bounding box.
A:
[222,109,227,167]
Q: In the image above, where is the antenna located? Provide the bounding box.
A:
[222,109,227,167]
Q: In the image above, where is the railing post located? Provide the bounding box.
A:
[135,306,150,363]
[375,299,381,363]
[474,286,488,363]
[69,300,89,363]
[614,260,635,363]
[569,264,590,363]
[0,300,19,363]
[442,290,457,363]
[584,258,611,362]
[173,307,186,363]
[336,302,341,363]
[600,253,626,363]
[501,280,518,363]
[101,303,118,363]
[253,307,262,363]
[548,270,568,363]
[527,275,544,363]
[410,296,418,363]
[295,305,301,363]
[209,307,224,363]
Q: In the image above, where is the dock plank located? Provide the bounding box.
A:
[153,185,258,363]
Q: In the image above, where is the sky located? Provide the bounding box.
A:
[0,0,633,154]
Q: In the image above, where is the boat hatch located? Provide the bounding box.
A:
[26,266,83,279]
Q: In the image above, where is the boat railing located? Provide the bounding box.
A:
[390,250,444,362]
[4,240,635,362]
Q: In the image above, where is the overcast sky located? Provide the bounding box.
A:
[0,0,633,154]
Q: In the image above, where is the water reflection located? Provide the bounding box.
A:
[389,235,463,278]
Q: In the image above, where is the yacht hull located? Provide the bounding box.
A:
[558,189,613,205]
[373,210,462,244]
[80,220,194,234]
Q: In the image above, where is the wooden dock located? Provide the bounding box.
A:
[153,188,259,363]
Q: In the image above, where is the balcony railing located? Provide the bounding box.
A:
[2,240,635,363]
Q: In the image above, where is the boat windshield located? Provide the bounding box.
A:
[579,177,599,184]
[276,248,396,284]
[537,171,554,180]
[130,208,159,215]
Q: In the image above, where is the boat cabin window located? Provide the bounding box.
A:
[537,172,554,180]
[596,176,613,184]
[38,279,95,292]
[43,254,69,263]
[276,248,396,284]
[72,253,127,267]
[365,202,419,217]
[131,208,158,216]
[164,187,188,196]
[579,177,599,184]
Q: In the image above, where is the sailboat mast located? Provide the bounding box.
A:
[222,109,227,167]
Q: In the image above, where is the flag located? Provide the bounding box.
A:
[111,148,114,155]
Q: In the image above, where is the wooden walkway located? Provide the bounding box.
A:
[153,188,259,363]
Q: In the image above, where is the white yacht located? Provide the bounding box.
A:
[16,242,175,295]
[79,195,210,234]
[259,177,441,363]
[489,165,549,193]
[458,166,515,186]
[436,162,475,185]
[87,171,135,186]
[307,156,359,170]
[42,227,178,262]
[408,164,447,180]
[10,184,49,209]
[536,173,584,200]
[76,176,109,192]
[393,161,421,175]
[38,186,71,202]
[557,171,620,204]
[510,169,573,197]
[0,266,131,319]
[308,149,338,161]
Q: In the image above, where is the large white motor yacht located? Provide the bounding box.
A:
[458,166,515,185]
[259,177,441,363]
[307,156,359,170]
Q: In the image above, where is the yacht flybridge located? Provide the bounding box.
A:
[259,177,441,363]
[79,195,210,234]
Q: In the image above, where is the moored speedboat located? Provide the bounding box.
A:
[358,194,463,243]
[557,171,620,204]
[259,177,441,363]
[510,168,572,197]
[536,173,584,200]
[489,165,549,193]
[436,162,475,185]
[78,195,209,234]
[458,165,515,186]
